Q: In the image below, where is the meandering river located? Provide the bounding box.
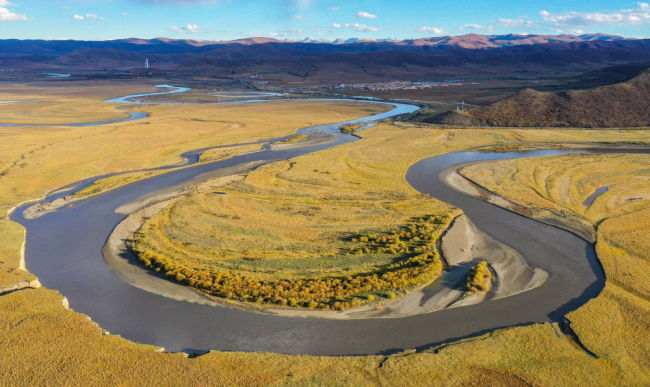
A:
[8,86,645,355]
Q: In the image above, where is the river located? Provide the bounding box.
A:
[8,86,645,355]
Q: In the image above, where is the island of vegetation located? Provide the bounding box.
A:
[465,260,492,293]
[339,122,362,134]
[128,215,449,310]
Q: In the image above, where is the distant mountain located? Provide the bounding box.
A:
[0,34,648,85]
[0,33,628,57]
[116,33,626,48]
[118,37,284,46]
[470,67,650,127]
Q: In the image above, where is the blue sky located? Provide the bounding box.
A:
[1,0,649,41]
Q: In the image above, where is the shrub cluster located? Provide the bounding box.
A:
[347,215,449,256]
[278,134,308,144]
[128,214,450,310]
[339,123,362,134]
[466,260,492,292]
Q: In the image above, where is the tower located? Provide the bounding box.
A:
[145,58,150,69]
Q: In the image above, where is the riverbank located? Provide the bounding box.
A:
[2,128,648,385]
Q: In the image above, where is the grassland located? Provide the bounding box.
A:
[1,81,650,384]
[129,208,449,309]
[460,153,650,294]
[0,82,390,217]
[460,153,650,380]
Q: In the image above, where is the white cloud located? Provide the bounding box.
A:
[172,24,202,33]
[72,13,105,20]
[539,4,650,27]
[498,17,540,28]
[419,26,444,34]
[458,24,494,32]
[269,28,302,37]
[328,7,339,11]
[0,1,27,21]
[357,11,376,19]
[294,15,302,19]
[345,23,378,32]
[332,23,341,28]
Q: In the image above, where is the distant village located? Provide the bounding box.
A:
[331,80,479,91]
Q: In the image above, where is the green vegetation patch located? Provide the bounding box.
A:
[277,134,308,143]
[339,123,362,134]
[466,260,492,293]
[128,215,449,310]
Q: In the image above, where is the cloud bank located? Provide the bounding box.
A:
[0,0,27,21]
[172,24,203,33]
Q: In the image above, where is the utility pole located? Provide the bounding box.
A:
[145,58,150,69]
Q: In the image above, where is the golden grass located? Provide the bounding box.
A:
[73,170,161,199]
[278,134,308,143]
[460,153,650,225]
[340,122,362,134]
[0,219,34,287]
[0,98,131,124]
[460,152,650,383]
[199,143,264,163]
[568,282,650,381]
[466,260,492,292]
[0,83,390,217]
[1,81,650,383]
[0,285,624,385]
[460,153,650,293]
[131,211,448,308]
[0,82,164,123]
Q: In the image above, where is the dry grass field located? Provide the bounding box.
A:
[0,81,389,216]
[460,153,650,293]
[460,153,650,380]
[1,81,650,384]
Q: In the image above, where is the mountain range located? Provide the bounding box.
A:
[470,68,650,128]
[1,34,649,85]
[114,33,626,48]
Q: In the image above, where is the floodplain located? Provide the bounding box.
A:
[0,81,649,385]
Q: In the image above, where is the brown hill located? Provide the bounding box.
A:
[401,33,623,49]
[470,69,650,128]
[116,34,623,49]
[2,35,649,87]
[412,110,476,126]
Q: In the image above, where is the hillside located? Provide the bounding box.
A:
[470,69,650,128]
[1,35,649,84]
[411,110,476,126]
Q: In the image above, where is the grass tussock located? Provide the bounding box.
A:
[466,260,492,293]
[340,122,362,134]
[278,134,308,143]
